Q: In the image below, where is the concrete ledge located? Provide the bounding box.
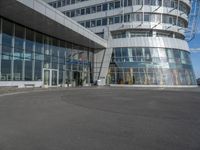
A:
[0,81,43,88]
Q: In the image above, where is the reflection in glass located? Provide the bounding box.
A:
[44,70,50,86]
[108,47,196,85]
[52,70,58,86]
[1,19,13,81]
[0,17,94,85]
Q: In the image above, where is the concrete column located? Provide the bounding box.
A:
[11,24,15,81]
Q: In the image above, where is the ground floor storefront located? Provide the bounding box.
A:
[0,17,94,87]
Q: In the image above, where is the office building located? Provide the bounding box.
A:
[45,0,197,86]
[0,0,197,87]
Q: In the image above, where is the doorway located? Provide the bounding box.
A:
[43,69,58,87]
[73,71,81,86]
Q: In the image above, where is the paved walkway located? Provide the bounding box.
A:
[0,87,200,150]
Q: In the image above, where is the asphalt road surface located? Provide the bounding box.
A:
[0,87,200,150]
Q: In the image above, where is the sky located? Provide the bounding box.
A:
[188,1,200,79]
[189,26,200,79]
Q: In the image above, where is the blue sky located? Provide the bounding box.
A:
[189,28,200,79]
[188,2,200,79]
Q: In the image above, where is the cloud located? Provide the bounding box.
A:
[190,48,200,52]
[196,27,200,34]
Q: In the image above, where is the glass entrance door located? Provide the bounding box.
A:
[52,70,58,86]
[44,69,50,86]
[73,71,81,86]
[43,69,58,87]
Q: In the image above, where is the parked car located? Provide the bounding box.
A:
[197,78,200,86]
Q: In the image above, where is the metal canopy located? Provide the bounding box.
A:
[0,0,107,49]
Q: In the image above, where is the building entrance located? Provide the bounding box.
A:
[43,69,58,87]
[73,71,82,86]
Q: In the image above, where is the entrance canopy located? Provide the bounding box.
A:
[0,0,107,49]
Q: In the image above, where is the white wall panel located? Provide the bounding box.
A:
[110,37,189,51]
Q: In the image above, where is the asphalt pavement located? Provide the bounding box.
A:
[0,87,200,150]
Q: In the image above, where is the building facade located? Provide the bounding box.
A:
[0,0,106,87]
[45,0,197,86]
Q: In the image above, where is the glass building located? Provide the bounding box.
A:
[46,0,197,86]
[0,0,106,87]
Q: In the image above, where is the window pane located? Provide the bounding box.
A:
[1,19,13,81]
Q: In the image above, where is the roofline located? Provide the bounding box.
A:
[0,0,107,49]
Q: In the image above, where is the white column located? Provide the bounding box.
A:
[11,24,15,81]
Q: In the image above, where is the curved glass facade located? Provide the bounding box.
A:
[0,17,94,86]
[107,47,196,85]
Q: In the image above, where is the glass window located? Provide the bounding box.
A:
[71,0,75,4]
[26,29,34,52]
[136,48,143,61]
[66,0,70,4]
[124,14,130,22]
[109,17,114,24]
[115,1,121,8]
[1,18,13,81]
[76,9,80,16]
[109,2,114,10]
[80,22,85,27]
[15,24,24,49]
[57,0,61,7]
[71,10,75,17]
[86,21,90,28]
[86,7,90,14]
[166,48,175,63]
[25,29,34,81]
[158,48,167,62]
[97,19,102,26]
[145,48,151,61]
[144,14,150,21]
[122,48,129,62]
[0,18,95,84]
[91,20,96,27]
[81,8,85,15]
[52,39,59,69]
[66,11,70,17]
[44,36,52,69]
[128,0,132,6]
[114,16,120,23]
[174,49,181,63]
[144,0,150,5]
[97,5,102,12]
[91,6,96,13]
[132,48,137,61]
[0,18,1,45]
[102,18,107,26]
[2,19,13,46]
[14,24,25,81]
[103,3,108,11]
[115,48,121,62]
